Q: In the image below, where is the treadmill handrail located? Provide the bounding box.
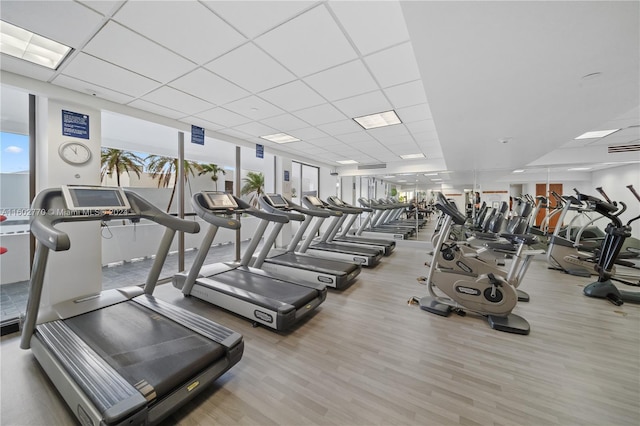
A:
[191,193,241,230]
[30,188,200,251]
[233,196,289,224]
[284,198,333,218]
[302,196,342,217]
[258,196,305,222]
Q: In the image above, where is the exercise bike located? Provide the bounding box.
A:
[417,194,534,335]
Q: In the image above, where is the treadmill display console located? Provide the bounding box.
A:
[203,192,238,210]
[306,196,323,207]
[265,194,288,208]
[62,185,131,212]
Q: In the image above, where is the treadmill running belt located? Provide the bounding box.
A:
[211,268,319,309]
[268,253,357,275]
[65,301,225,401]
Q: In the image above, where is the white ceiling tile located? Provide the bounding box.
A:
[52,74,135,104]
[405,120,437,134]
[224,95,284,120]
[259,80,325,111]
[293,103,347,126]
[333,90,392,118]
[336,131,376,144]
[365,42,421,88]
[0,54,55,81]
[141,86,214,115]
[114,1,245,64]
[384,80,428,109]
[206,43,295,93]
[396,103,431,123]
[84,21,195,83]
[317,119,362,136]
[233,122,278,138]
[194,107,252,127]
[1,0,104,48]
[368,123,410,139]
[255,5,357,77]
[328,1,410,56]
[179,117,224,132]
[260,114,309,132]
[127,99,185,119]
[412,131,440,144]
[206,1,316,39]
[307,136,346,147]
[61,53,160,98]
[289,127,329,140]
[218,128,252,141]
[304,60,378,101]
[77,1,123,16]
[170,68,249,105]
[374,134,416,148]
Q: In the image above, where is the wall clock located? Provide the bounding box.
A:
[58,141,92,166]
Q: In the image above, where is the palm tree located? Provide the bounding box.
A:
[146,155,201,212]
[241,171,265,208]
[100,148,144,186]
[198,163,226,190]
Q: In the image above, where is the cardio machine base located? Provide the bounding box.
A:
[583,279,640,306]
[419,296,530,335]
[487,314,530,335]
[516,289,530,303]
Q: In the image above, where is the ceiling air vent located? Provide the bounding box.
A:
[608,143,640,153]
[357,163,387,170]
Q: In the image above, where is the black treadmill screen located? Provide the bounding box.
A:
[204,192,238,209]
[68,188,126,208]
[266,194,287,208]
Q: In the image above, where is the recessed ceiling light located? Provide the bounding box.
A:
[353,110,402,130]
[0,20,73,69]
[383,175,395,178]
[512,169,525,173]
[575,129,620,139]
[336,159,358,165]
[260,132,300,144]
[397,179,407,183]
[399,153,425,160]
[568,167,592,171]
[431,178,442,182]
[423,173,438,176]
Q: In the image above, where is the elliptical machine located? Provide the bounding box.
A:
[583,185,640,305]
[418,193,534,335]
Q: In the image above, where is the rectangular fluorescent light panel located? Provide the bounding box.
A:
[260,132,300,144]
[336,160,358,164]
[568,167,592,171]
[512,169,525,173]
[399,153,425,160]
[0,20,72,69]
[383,175,395,178]
[575,129,620,139]
[423,173,438,176]
[353,110,402,130]
[431,178,442,181]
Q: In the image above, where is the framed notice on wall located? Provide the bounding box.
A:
[62,110,89,139]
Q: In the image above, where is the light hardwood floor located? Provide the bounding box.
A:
[1,223,639,426]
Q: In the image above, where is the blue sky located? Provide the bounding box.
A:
[0,132,29,173]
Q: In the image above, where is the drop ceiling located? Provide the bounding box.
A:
[1,0,638,187]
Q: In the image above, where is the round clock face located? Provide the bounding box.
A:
[59,141,91,165]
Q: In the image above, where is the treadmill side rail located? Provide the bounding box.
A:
[35,321,148,425]
[133,295,243,350]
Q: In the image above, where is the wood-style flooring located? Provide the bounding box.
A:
[1,223,639,426]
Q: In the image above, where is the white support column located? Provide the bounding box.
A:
[36,98,102,307]
[275,156,293,248]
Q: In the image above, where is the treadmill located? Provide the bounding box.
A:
[324,196,395,256]
[253,194,361,289]
[21,186,243,426]
[356,198,414,239]
[300,195,383,267]
[173,192,327,331]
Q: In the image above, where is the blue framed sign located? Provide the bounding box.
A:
[62,110,89,139]
[284,170,290,182]
[256,144,264,159]
[191,125,205,145]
